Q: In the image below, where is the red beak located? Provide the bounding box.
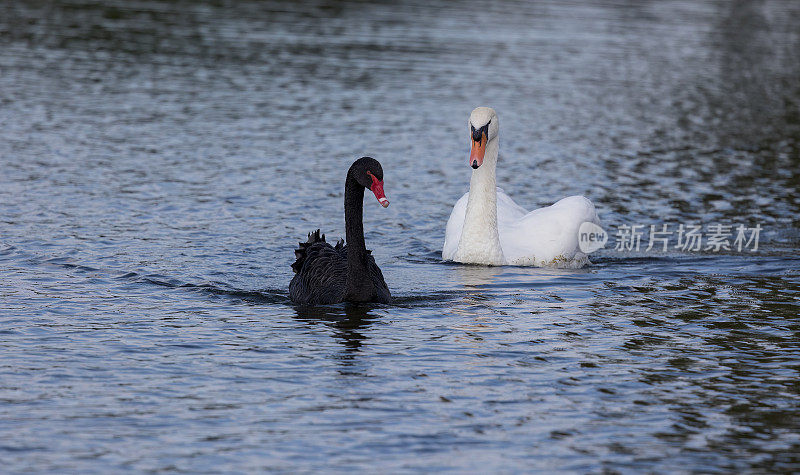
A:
[367,172,389,208]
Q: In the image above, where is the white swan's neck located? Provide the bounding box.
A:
[454,138,505,265]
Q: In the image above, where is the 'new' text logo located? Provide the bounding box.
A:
[578,222,608,253]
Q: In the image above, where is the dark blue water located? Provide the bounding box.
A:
[2,0,799,471]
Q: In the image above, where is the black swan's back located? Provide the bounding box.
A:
[289,230,391,305]
[289,230,347,305]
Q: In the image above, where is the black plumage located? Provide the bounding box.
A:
[289,157,391,305]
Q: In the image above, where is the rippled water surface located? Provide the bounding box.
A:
[2,0,800,472]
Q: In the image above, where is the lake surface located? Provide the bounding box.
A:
[1,0,799,472]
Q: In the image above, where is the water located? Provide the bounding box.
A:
[2,0,799,471]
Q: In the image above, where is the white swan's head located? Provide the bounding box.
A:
[468,107,498,169]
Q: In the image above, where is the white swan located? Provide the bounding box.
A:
[442,107,600,267]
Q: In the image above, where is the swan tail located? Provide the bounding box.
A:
[291,229,326,273]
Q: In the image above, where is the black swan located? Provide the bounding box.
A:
[289,157,392,305]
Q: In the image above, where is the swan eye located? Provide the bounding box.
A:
[472,122,490,142]
[471,126,482,143]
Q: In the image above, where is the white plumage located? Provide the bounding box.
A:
[442,107,600,268]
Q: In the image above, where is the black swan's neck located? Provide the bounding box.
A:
[344,173,369,291]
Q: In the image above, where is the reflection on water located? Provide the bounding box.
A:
[293,304,379,356]
[1,0,799,472]
[448,265,503,330]
[450,263,504,290]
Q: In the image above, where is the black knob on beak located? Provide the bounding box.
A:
[472,128,483,142]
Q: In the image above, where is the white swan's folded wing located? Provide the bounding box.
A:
[442,192,469,260]
[501,195,599,266]
[496,188,528,226]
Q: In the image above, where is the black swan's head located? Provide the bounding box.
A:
[349,157,389,208]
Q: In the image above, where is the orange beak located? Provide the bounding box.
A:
[470,131,487,169]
